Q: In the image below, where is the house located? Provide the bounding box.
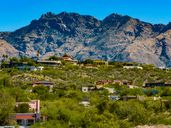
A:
[127,85,139,89]
[30,66,44,71]
[84,64,98,69]
[113,80,124,85]
[123,66,143,70]
[79,97,90,107]
[121,80,132,85]
[95,80,132,89]
[143,82,165,88]
[158,66,169,70]
[143,82,171,88]
[61,54,73,61]
[37,60,61,66]
[30,66,38,71]
[153,96,161,101]
[82,87,89,92]
[15,113,40,127]
[32,81,54,88]
[15,100,40,127]
[37,66,44,71]
[81,86,95,92]
[32,81,54,92]
[16,100,40,113]
[122,96,137,101]
[61,54,78,65]
[93,60,108,66]
[95,80,113,89]
[104,87,116,94]
[108,95,120,101]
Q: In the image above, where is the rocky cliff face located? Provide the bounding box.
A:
[0,40,19,61]
[2,12,171,67]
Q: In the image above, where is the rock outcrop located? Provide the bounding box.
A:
[0,40,19,61]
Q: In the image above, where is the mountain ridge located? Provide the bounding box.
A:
[1,12,171,67]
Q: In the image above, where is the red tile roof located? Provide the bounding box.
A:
[16,115,34,119]
[16,114,35,119]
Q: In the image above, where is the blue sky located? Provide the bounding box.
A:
[0,0,171,31]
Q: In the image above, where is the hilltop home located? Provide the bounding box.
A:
[123,66,143,70]
[61,54,78,65]
[30,66,44,71]
[143,82,165,88]
[16,100,40,113]
[127,85,139,89]
[95,80,113,89]
[15,100,40,127]
[32,81,54,92]
[82,86,95,92]
[79,97,90,107]
[143,82,171,88]
[37,66,44,71]
[122,95,137,101]
[37,60,61,66]
[108,95,120,101]
[84,64,98,69]
[15,113,40,127]
[1,62,36,71]
[104,87,116,94]
[95,80,132,89]
[93,60,108,66]
[30,66,38,71]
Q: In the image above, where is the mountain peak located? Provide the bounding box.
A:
[40,12,56,19]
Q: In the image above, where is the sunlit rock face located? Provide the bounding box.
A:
[0,40,19,61]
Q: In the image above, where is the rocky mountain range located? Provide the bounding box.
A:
[1,12,171,67]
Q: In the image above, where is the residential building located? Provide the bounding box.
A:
[104,87,116,94]
[32,81,54,92]
[15,113,40,127]
[61,54,73,61]
[123,66,143,70]
[37,66,44,71]
[122,96,137,101]
[30,66,38,71]
[15,100,40,127]
[93,60,108,66]
[81,86,95,92]
[143,82,165,88]
[16,100,40,113]
[108,95,120,101]
[37,60,61,66]
[127,85,139,89]
[79,97,90,107]
[61,54,78,65]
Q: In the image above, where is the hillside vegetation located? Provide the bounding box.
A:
[1,60,171,128]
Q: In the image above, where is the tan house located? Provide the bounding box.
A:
[61,54,78,65]
[93,60,108,66]
[37,60,62,66]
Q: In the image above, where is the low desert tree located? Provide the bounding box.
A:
[0,90,15,125]
[15,103,30,113]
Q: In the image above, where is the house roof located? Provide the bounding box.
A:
[15,113,36,120]
[33,81,54,85]
[37,60,61,64]
[63,54,72,58]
